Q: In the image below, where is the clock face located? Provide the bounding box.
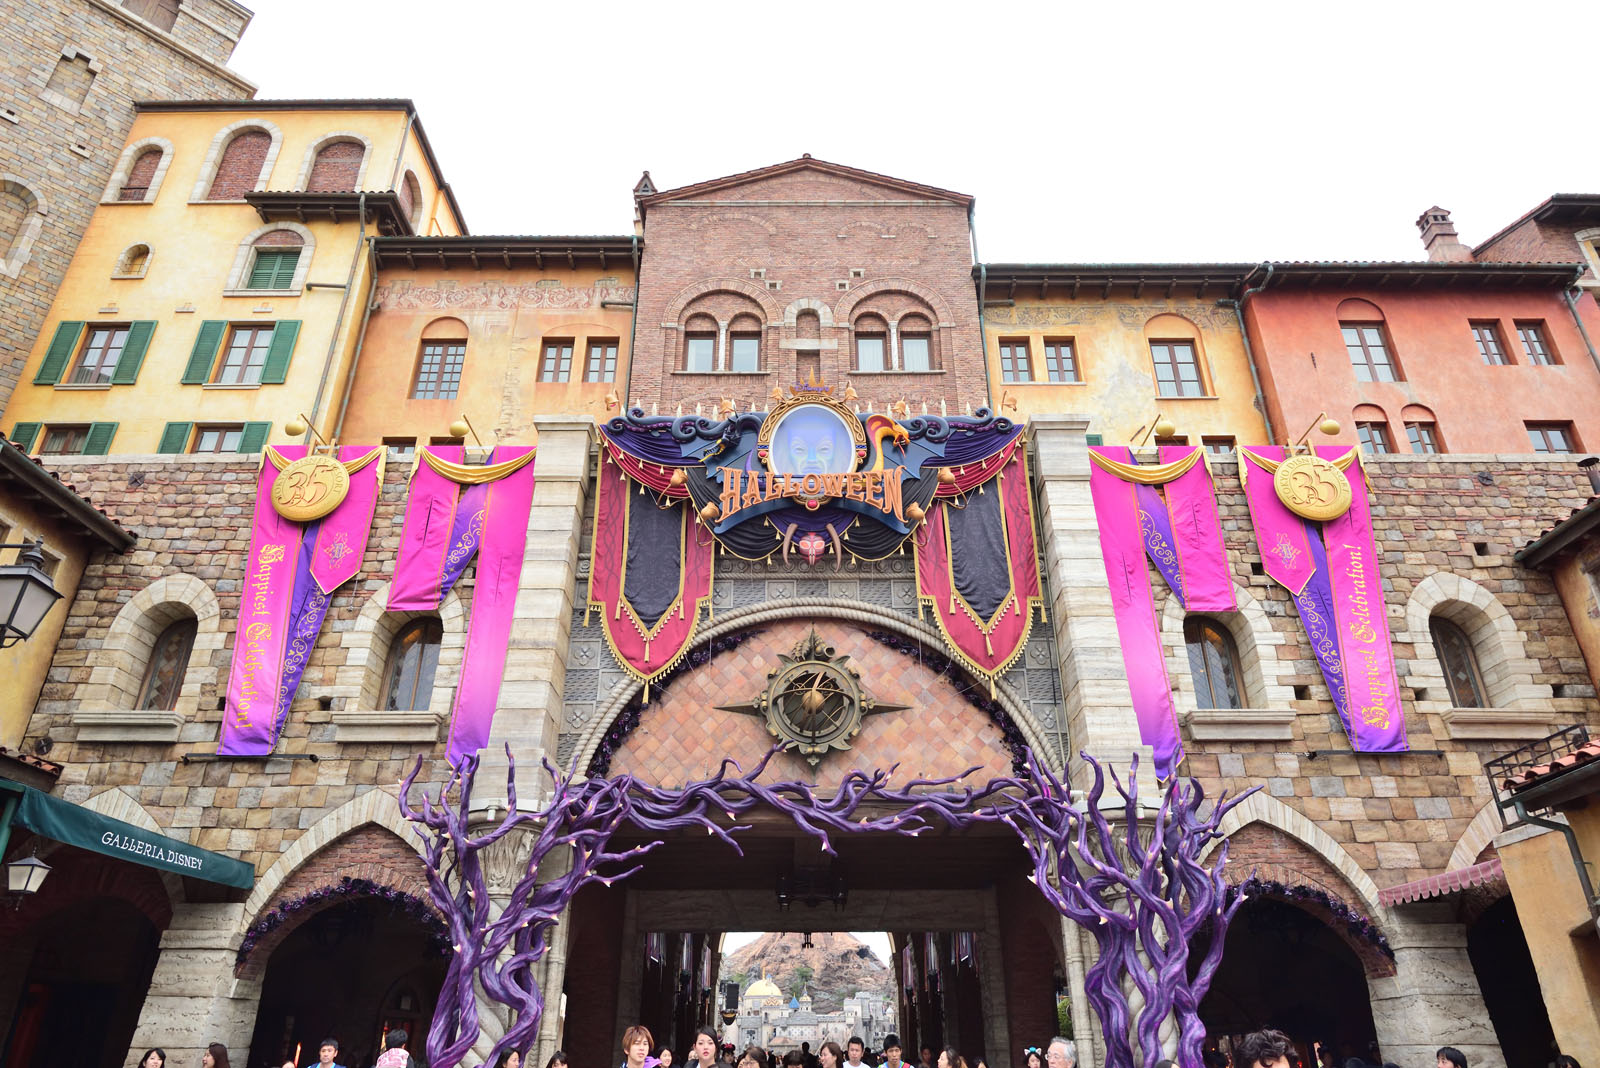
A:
[770,660,858,750]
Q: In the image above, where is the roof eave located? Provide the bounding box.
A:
[0,442,135,552]
[1516,497,1600,569]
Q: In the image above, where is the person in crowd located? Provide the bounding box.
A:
[881,1034,911,1068]
[1234,1030,1295,1068]
[974,1057,991,1068]
[802,1043,819,1068]
[845,1038,868,1068]
[1022,1047,1043,1068]
[937,1047,966,1068]
[739,1046,770,1068]
[1436,1049,1466,1068]
[722,1044,738,1066]
[493,1048,523,1068]
[201,1045,230,1068]
[1045,1039,1075,1068]
[546,1051,571,1068]
[1555,1058,1581,1068]
[659,1046,677,1068]
[920,1047,936,1068]
[691,1026,723,1068]
[311,1039,346,1068]
[622,1025,656,1068]
[783,1052,805,1068]
[819,1041,844,1068]
[138,1050,166,1068]
[376,1029,416,1068]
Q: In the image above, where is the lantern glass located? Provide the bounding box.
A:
[0,547,62,644]
[5,854,51,896]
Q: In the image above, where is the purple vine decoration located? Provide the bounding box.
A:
[1229,877,1393,959]
[401,745,1255,1068]
[236,876,448,965]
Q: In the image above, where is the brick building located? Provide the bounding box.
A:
[4,141,1600,1068]
[0,0,255,411]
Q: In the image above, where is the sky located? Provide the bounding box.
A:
[230,1,1599,263]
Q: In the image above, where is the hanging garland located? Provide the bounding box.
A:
[1228,876,1394,959]
[236,876,449,964]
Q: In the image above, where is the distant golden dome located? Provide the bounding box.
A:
[746,976,782,999]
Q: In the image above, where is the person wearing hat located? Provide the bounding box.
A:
[882,1035,910,1068]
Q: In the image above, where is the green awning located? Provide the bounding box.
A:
[0,780,254,890]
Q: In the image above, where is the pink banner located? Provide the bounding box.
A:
[446,447,537,764]
[1320,448,1407,752]
[388,446,466,611]
[1238,448,1316,596]
[1159,446,1236,612]
[1088,450,1183,780]
[310,446,383,593]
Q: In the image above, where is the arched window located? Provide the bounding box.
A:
[136,617,197,710]
[1336,298,1401,382]
[399,170,422,231]
[899,313,934,371]
[728,312,761,372]
[0,177,46,278]
[413,318,467,399]
[103,137,174,204]
[120,148,162,201]
[306,139,365,193]
[207,129,272,200]
[1144,313,1209,398]
[114,243,151,279]
[1185,617,1243,709]
[854,314,888,372]
[683,313,717,372]
[1430,616,1487,708]
[382,618,442,711]
[224,223,313,295]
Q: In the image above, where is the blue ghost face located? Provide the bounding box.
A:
[771,407,854,477]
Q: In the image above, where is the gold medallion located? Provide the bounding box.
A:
[270,454,350,522]
[1273,453,1352,522]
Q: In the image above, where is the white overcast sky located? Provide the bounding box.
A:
[234,1,1599,262]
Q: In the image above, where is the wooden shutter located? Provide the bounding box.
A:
[182,321,226,384]
[34,321,85,385]
[82,422,118,455]
[247,249,299,290]
[157,422,193,454]
[238,421,272,453]
[271,249,300,288]
[110,321,157,385]
[1086,433,1104,446]
[8,423,41,452]
[258,321,300,384]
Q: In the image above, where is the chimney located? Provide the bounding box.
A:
[1416,206,1473,262]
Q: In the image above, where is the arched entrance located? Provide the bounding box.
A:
[246,895,448,1067]
[1467,895,1556,1067]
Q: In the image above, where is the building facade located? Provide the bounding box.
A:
[3,136,1600,1068]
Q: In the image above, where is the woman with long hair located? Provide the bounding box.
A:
[623,1025,657,1068]
[137,1051,165,1068]
[819,1043,843,1068]
[546,1052,570,1068]
[659,1046,677,1068]
[938,1047,965,1068]
[494,1050,524,1068]
[201,1044,230,1068]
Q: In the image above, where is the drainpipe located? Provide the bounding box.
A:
[1234,262,1277,443]
[1560,266,1600,376]
[306,191,366,441]
[972,201,994,410]
[388,108,417,192]
[622,233,640,407]
[332,233,380,443]
[1513,799,1600,938]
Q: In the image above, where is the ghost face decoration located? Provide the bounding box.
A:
[768,405,856,477]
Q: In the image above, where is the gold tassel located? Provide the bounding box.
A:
[984,632,993,656]
[644,638,652,662]
[638,482,644,495]
[643,681,650,703]
[1038,603,1048,623]
[614,601,622,620]
[988,678,996,699]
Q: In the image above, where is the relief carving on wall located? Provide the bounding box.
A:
[377,280,637,310]
[984,302,1238,331]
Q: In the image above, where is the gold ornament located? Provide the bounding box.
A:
[1273,453,1352,521]
[271,454,351,521]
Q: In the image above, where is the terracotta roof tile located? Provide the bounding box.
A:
[1378,858,1505,907]
[1503,737,1600,791]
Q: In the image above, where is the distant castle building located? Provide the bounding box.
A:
[730,975,895,1054]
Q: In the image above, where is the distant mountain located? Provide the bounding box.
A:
[721,932,893,1016]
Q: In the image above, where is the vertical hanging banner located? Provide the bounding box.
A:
[1239,446,1406,752]
[220,445,383,756]
[586,440,715,699]
[1086,446,1235,781]
[389,445,537,765]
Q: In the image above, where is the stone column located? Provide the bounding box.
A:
[979,890,1011,1062]
[122,901,261,1068]
[478,416,596,806]
[1029,415,1151,792]
[1059,916,1095,1068]
[1368,903,1504,1068]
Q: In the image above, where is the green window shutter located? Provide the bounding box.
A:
[237,421,272,454]
[110,321,157,385]
[157,421,193,454]
[247,248,300,290]
[258,321,300,384]
[183,321,226,384]
[34,321,85,385]
[1086,433,1104,446]
[8,423,41,452]
[82,422,118,455]
[272,249,300,289]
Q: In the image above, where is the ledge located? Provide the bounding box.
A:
[1440,707,1559,740]
[329,709,444,743]
[70,709,185,743]
[1182,708,1298,741]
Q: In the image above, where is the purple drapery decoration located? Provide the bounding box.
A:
[1135,481,1187,603]
[270,522,331,738]
[437,478,490,599]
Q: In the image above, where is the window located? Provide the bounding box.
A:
[70,325,129,384]
[40,425,88,455]
[1150,340,1204,397]
[1357,421,1394,454]
[999,339,1032,382]
[22,422,115,455]
[158,420,270,454]
[539,340,574,382]
[383,436,416,462]
[1341,322,1400,382]
[119,148,162,202]
[1043,339,1079,382]
[215,324,275,384]
[413,340,465,399]
[1516,321,1556,366]
[207,130,272,200]
[684,333,715,373]
[136,618,196,710]
[1470,321,1508,365]
[1406,421,1442,454]
[1184,617,1243,710]
[247,247,300,290]
[193,425,244,453]
[730,332,761,373]
[400,171,422,230]
[901,333,932,372]
[585,339,618,382]
[382,618,443,710]
[1154,435,1189,447]
[1202,436,1236,457]
[0,179,45,278]
[114,243,151,279]
[306,140,364,193]
[856,333,886,373]
[231,228,309,293]
[1527,422,1576,453]
[122,0,180,30]
[1430,617,1487,707]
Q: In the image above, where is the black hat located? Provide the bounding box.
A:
[883,1037,902,1051]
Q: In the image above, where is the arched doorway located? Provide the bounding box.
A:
[1194,897,1377,1064]
[246,897,448,1067]
[1467,896,1556,1067]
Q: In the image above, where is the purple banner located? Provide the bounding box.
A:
[1160,445,1235,612]
[389,446,466,611]
[1291,523,1353,738]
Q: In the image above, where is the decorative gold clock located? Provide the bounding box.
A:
[717,630,908,766]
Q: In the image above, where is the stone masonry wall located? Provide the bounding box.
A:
[0,0,252,409]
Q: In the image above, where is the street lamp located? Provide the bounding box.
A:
[0,541,62,647]
[5,850,51,906]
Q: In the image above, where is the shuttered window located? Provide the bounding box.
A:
[246,248,300,290]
